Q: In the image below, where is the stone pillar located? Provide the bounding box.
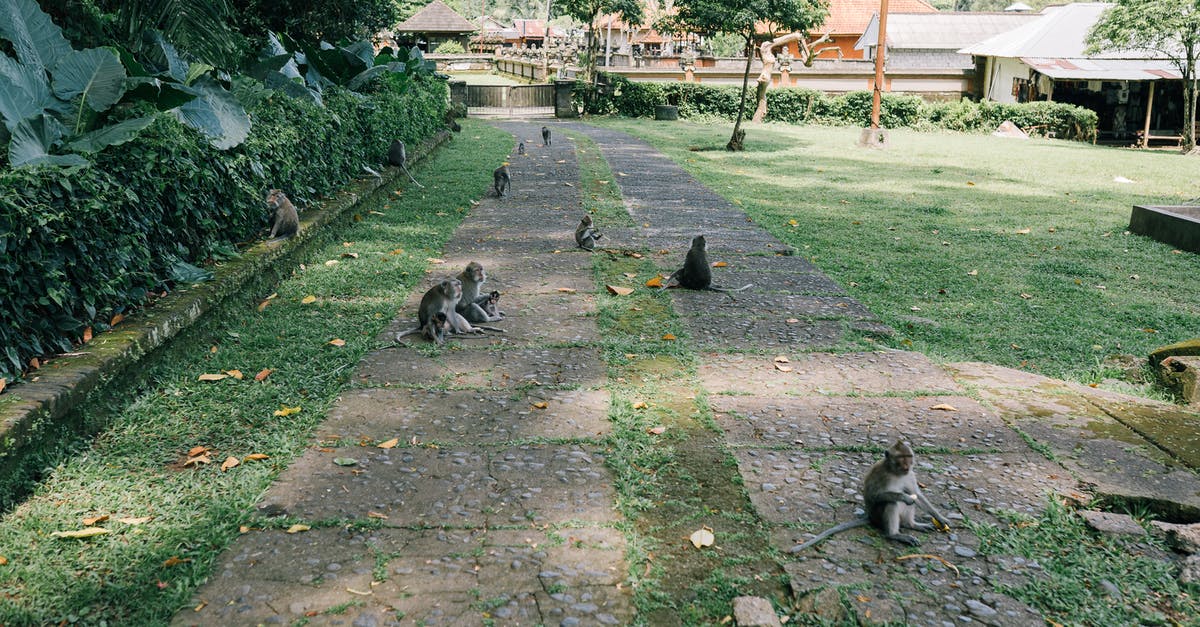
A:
[779,57,791,87]
[448,80,467,110]
[554,80,577,118]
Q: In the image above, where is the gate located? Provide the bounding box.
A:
[466,84,555,118]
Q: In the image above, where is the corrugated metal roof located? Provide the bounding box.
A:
[957,2,1159,59]
[397,1,476,33]
[857,12,1040,50]
[1022,57,1181,80]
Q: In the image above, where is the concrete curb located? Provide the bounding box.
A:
[0,130,452,500]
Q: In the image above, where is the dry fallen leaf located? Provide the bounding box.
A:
[243,453,270,461]
[632,401,648,410]
[301,295,317,304]
[647,426,666,435]
[689,527,715,548]
[341,252,359,259]
[327,338,346,347]
[788,219,799,227]
[187,446,209,457]
[324,260,338,266]
[163,556,191,567]
[930,403,958,412]
[711,261,728,268]
[644,276,663,288]
[117,517,152,525]
[774,356,789,363]
[377,438,399,449]
[557,287,577,294]
[110,313,125,326]
[82,515,109,526]
[0,378,6,394]
[606,285,634,296]
[82,327,93,343]
[183,455,212,467]
[623,272,638,279]
[285,524,310,534]
[220,456,240,472]
[1015,228,1031,235]
[427,258,446,264]
[367,511,389,519]
[52,527,111,539]
[197,373,227,382]
[785,318,799,324]
[661,333,676,341]
[0,556,8,566]
[254,368,273,382]
[531,401,549,409]
[224,369,244,380]
[967,269,978,276]
[775,364,793,372]
[274,405,301,417]
[1020,293,1032,299]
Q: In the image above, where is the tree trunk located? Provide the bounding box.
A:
[1184,47,1197,152]
[728,36,753,151]
[751,32,830,123]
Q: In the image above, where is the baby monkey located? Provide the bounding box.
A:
[266,189,299,239]
[659,235,751,292]
[493,164,511,197]
[517,142,526,156]
[541,125,551,146]
[423,311,450,345]
[790,440,949,552]
[574,214,602,251]
[483,290,504,319]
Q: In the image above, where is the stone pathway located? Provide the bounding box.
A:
[176,121,1200,626]
[175,122,630,627]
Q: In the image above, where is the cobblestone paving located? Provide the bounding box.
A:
[174,122,631,627]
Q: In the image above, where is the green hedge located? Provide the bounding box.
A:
[0,76,447,381]
[580,74,1098,141]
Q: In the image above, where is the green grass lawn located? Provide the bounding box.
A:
[588,118,1200,385]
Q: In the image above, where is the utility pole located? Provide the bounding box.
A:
[860,0,890,147]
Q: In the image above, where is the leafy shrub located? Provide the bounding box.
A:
[588,74,1098,141]
[433,41,466,54]
[0,76,447,381]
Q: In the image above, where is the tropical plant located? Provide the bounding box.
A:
[233,0,400,45]
[556,0,643,89]
[433,40,467,54]
[1087,0,1199,152]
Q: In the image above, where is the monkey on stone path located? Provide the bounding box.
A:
[517,142,526,156]
[395,278,494,343]
[483,291,504,320]
[789,440,949,552]
[658,235,751,292]
[387,139,426,189]
[574,215,602,251]
[493,165,511,197]
[423,311,450,345]
[456,262,505,324]
[541,126,551,146]
[266,189,299,239]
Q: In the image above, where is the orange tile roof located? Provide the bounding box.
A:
[818,0,938,35]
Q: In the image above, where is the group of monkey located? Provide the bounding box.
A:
[267,128,950,549]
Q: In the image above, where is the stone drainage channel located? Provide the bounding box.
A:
[175,121,1200,626]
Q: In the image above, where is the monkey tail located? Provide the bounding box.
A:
[710,283,753,293]
[401,165,425,189]
[788,518,870,553]
[657,270,681,292]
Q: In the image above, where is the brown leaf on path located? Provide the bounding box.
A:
[82,327,93,343]
[689,527,715,548]
[197,373,227,381]
[0,378,6,394]
[163,556,191,567]
[661,333,676,341]
[967,269,978,276]
[785,318,799,324]
[367,511,389,519]
[285,524,310,534]
[0,556,7,566]
[1015,228,1031,234]
[243,453,270,461]
[775,364,793,372]
[606,285,634,296]
[257,299,271,312]
[377,438,399,449]
[111,313,125,326]
[254,368,273,382]
[774,356,789,363]
[632,401,648,410]
[82,514,109,526]
[301,295,317,304]
[647,426,666,435]
[187,446,209,457]
[623,272,638,279]
[224,369,244,380]
[183,455,212,467]
[390,248,404,255]
[644,276,663,288]
[327,338,346,347]
[220,456,240,472]
[711,261,728,268]
[557,287,577,294]
[427,258,445,264]
[117,517,152,525]
[531,401,549,409]
[930,403,958,412]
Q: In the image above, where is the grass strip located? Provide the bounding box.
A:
[586,118,1199,389]
[0,120,514,625]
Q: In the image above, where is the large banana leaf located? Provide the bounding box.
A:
[51,48,128,113]
[170,76,249,150]
[67,116,158,153]
[0,0,72,72]
[0,53,50,131]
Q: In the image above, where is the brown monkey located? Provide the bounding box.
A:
[387,139,425,189]
[789,440,949,552]
[541,126,551,146]
[423,311,450,345]
[266,189,299,239]
[574,215,603,251]
[493,165,511,197]
[395,278,484,341]
[659,235,751,292]
[456,262,504,323]
[517,142,525,156]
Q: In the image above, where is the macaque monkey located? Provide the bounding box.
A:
[659,235,751,292]
[789,440,949,552]
[266,189,299,239]
[456,261,505,324]
[493,165,511,197]
[483,290,504,319]
[574,215,602,251]
[423,311,450,345]
[444,109,461,132]
[395,278,485,342]
[517,142,526,155]
[541,126,551,146]
[387,139,426,189]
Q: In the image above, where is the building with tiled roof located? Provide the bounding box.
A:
[394,1,477,52]
[811,0,939,60]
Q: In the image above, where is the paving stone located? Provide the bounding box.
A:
[669,293,874,320]
[711,395,1020,452]
[533,587,634,626]
[481,528,626,587]
[355,346,606,389]
[699,351,961,396]
[1078,510,1149,537]
[321,387,611,443]
[683,317,847,352]
[490,445,620,524]
[732,596,781,627]
[433,252,595,293]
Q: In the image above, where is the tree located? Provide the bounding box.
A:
[1087,0,1199,152]
[660,0,826,151]
[234,0,400,44]
[556,0,642,86]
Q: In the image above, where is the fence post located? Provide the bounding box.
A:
[554,80,576,118]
